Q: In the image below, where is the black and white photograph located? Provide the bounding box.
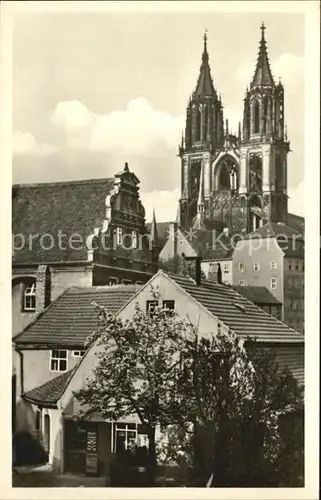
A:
[0,1,319,498]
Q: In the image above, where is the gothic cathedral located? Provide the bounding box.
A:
[178,24,290,235]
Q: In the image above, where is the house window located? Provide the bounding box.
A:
[113,423,137,453]
[122,279,132,285]
[239,262,245,273]
[23,283,36,311]
[109,277,118,286]
[50,350,68,372]
[116,227,123,246]
[270,277,277,289]
[295,262,300,271]
[288,261,293,271]
[239,280,245,286]
[72,350,85,358]
[223,263,229,271]
[135,281,144,285]
[146,300,158,313]
[253,262,260,271]
[162,300,175,312]
[290,303,298,311]
[132,231,137,249]
[271,261,277,270]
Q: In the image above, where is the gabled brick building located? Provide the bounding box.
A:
[12,162,157,337]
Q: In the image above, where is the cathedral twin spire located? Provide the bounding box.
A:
[194,31,216,97]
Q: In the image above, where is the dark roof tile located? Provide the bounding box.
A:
[23,369,74,406]
[167,273,303,344]
[231,286,281,305]
[12,178,114,264]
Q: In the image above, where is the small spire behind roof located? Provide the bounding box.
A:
[150,207,160,247]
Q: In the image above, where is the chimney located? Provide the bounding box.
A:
[208,262,222,284]
[35,265,51,315]
[195,256,202,286]
[183,254,202,286]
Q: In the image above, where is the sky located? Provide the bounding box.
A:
[12,9,305,222]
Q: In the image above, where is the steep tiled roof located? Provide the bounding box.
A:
[12,178,114,264]
[14,285,141,347]
[167,273,303,344]
[231,286,281,305]
[23,369,75,407]
[287,212,304,232]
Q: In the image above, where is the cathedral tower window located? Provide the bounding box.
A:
[253,99,260,134]
[196,108,201,142]
[263,97,269,133]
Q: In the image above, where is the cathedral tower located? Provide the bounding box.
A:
[239,23,290,232]
[178,32,225,228]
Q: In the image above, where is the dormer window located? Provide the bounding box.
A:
[116,227,123,246]
[24,283,36,311]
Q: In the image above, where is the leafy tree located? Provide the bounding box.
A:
[166,327,304,487]
[74,290,194,481]
[74,295,303,487]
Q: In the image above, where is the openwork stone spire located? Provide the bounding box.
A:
[251,23,275,87]
[194,31,216,97]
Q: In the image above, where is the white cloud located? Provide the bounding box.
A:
[12,131,55,156]
[288,180,304,216]
[223,106,242,135]
[273,54,304,85]
[140,188,180,223]
[51,98,185,155]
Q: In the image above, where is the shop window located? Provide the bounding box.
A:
[113,423,138,453]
